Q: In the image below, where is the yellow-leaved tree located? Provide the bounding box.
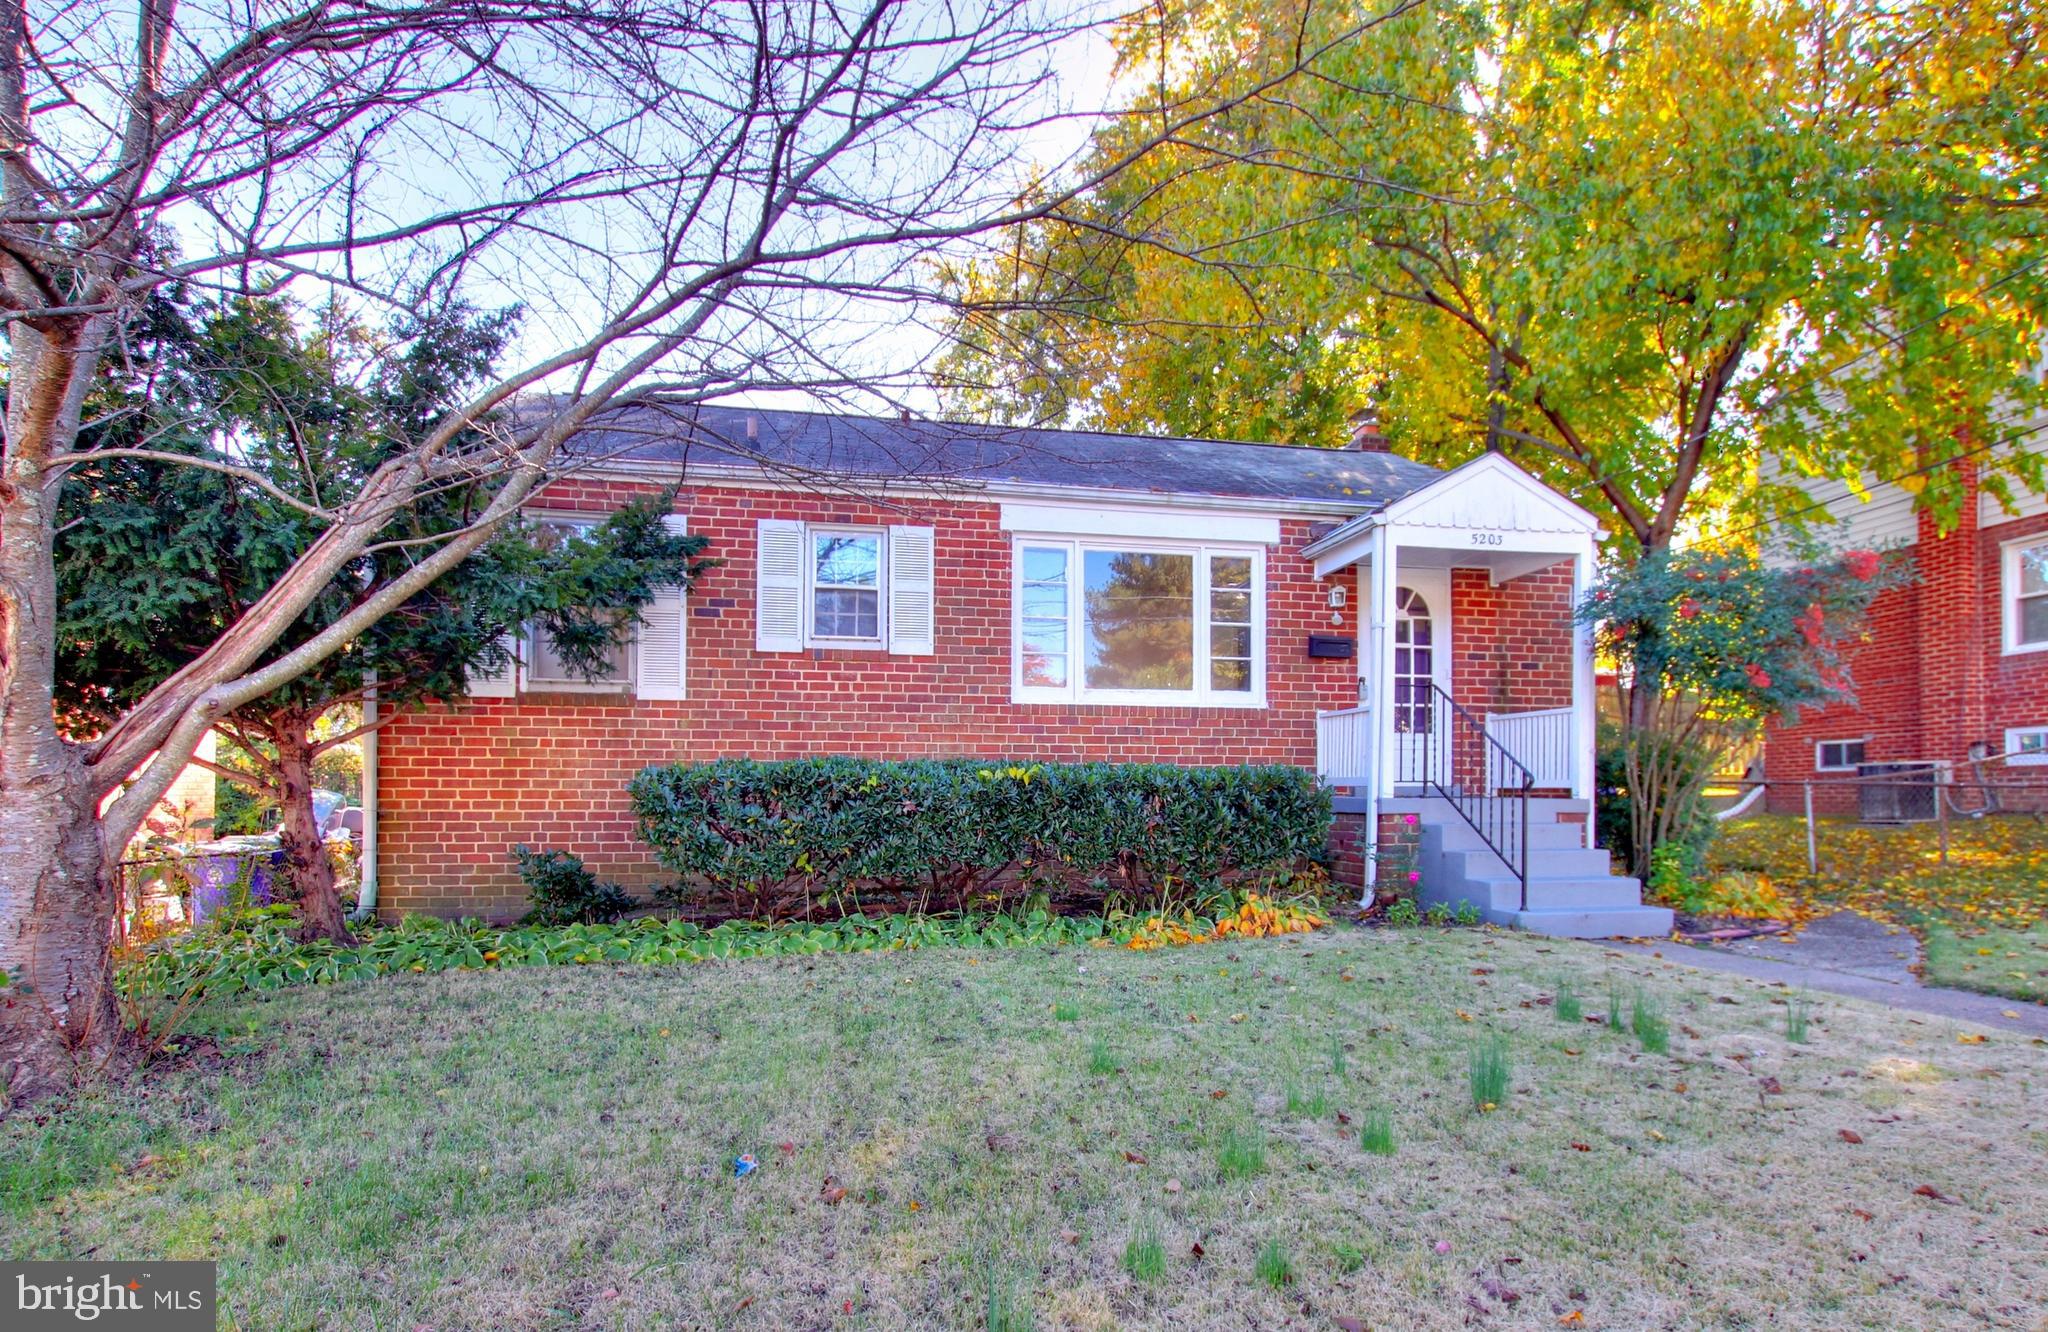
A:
[941,0,2048,550]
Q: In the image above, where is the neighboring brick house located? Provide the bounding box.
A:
[1762,459,2048,815]
[362,406,1669,936]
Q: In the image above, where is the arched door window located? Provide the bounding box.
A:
[1392,586,1435,733]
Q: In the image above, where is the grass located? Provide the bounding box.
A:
[1553,979,1583,1023]
[1785,993,1812,1044]
[1086,1036,1118,1076]
[1921,921,2048,1003]
[1631,989,1672,1054]
[1357,1108,1395,1156]
[1121,1226,1166,1282]
[1711,813,2048,1001]
[1467,1038,1510,1111]
[1283,1082,1329,1118]
[4,930,2042,1329]
[1215,1125,1267,1180]
[1253,1238,1293,1290]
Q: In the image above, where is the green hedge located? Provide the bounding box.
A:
[627,757,1331,915]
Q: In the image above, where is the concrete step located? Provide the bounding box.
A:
[1502,905,1674,939]
[1431,873,1648,914]
[1435,844,1613,880]
[1421,819,1588,856]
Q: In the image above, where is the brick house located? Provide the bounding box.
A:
[1761,461,2048,815]
[360,406,1669,936]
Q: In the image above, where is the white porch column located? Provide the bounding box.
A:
[1370,526,1400,801]
[1570,537,1598,847]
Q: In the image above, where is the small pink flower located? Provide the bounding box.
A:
[1404,813,1419,826]
[1407,871,1421,884]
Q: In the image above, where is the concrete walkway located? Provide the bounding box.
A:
[1605,910,2048,1037]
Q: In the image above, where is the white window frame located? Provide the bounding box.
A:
[804,524,889,650]
[522,513,635,691]
[1813,736,1869,773]
[2006,726,2048,766]
[1009,535,1267,708]
[2002,535,2048,655]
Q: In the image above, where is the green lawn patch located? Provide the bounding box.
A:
[1921,921,2048,1003]
[6,932,2040,1328]
[1711,813,2048,1001]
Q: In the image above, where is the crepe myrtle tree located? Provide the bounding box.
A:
[55,290,708,944]
[0,0,1389,1102]
[1580,545,1910,879]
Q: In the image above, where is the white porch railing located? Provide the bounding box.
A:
[1315,706,1373,788]
[1486,707,1575,790]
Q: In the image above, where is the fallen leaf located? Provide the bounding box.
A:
[1958,1033,1987,1045]
[1838,1129,1864,1144]
[985,1132,1017,1153]
[1758,1077,1784,1094]
[1059,1227,1080,1245]
[1569,1142,1592,1152]
[1434,1239,1453,1254]
[819,1183,847,1206]
[1190,1240,1206,1259]
[776,1141,796,1157]
[1850,1208,1875,1221]
[1123,1150,1148,1165]
[1913,1184,1955,1204]
[1210,1089,1228,1100]
[1229,1012,1248,1024]
[1559,1313,1585,1326]
[1562,1047,1582,1057]
[1336,1111,1352,1125]
[1164,1178,1182,1194]
[1456,1010,1475,1022]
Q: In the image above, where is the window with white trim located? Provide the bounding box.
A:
[1814,737,1868,772]
[1012,538,1264,706]
[524,517,633,688]
[809,529,884,644]
[2007,726,2048,765]
[754,519,935,655]
[2004,538,2048,653]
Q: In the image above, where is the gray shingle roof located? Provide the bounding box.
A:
[567,402,1441,511]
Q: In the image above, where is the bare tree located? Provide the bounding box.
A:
[0,0,1377,1103]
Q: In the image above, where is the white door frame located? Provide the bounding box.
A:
[1359,560,1453,792]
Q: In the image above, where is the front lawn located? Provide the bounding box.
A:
[5,931,2043,1329]
[1710,813,2048,1000]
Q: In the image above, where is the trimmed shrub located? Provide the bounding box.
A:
[628,757,1330,917]
[513,844,636,925]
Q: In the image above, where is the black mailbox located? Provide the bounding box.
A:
[1306,634,1355,659]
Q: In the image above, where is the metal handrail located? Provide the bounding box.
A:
[1393,682,1535,910]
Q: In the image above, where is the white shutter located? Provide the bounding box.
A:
[466,632,519,698]
[756,519,806,652]
[635,513,689,699]
[887,523,936,655]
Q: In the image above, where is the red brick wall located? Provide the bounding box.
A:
[1764,494,2048,815]
[374,480,1585,917]
[1450,564,1576,716]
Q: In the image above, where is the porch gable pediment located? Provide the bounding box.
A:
[1303,454,1602,577]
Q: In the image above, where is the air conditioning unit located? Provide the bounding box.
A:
[1856,760,1951,824]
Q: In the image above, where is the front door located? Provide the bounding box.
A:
[1358,567,1453,789]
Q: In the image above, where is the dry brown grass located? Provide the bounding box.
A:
[4,928,2046,1329]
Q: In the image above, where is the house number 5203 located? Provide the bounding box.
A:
[1468,532,1504,546]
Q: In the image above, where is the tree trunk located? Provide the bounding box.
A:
[0,753,124,1107]
[2,319,127,1107]
[275,736,351,945]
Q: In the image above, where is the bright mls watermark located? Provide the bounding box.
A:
[3,1263,215,1330]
